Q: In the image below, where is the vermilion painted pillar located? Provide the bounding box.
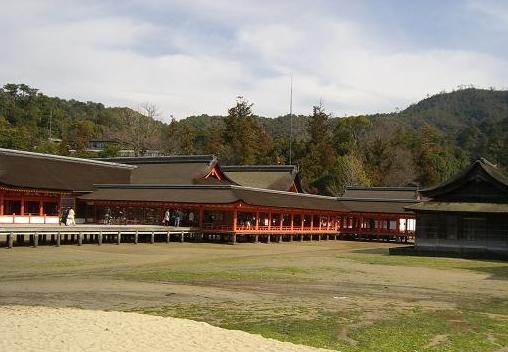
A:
[233,208,238,232]
[279,213,283,231]
[268,211,272,231]
[290,213,294,231]
[0,191,4,215]
[39,198,44,216]
[255,211,260,231]
[20,194,25,216]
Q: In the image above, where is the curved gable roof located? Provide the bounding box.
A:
[98,155,234,185]
[420,158,508,201]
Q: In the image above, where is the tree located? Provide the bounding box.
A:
[74,120,95,151]
[98,143,121,158]
[300,104,337,189]
[313,152,370,196]
[333,115,371,155]
[178,123,195,155]
[116,103,159,157]
[161,117,180,154]
[414,124,467,186]
[222,97,274,164]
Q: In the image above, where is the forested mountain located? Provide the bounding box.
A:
[0,83,506,195]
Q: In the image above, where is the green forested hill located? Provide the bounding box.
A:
[0,83,506,194]
[395,88,508,166]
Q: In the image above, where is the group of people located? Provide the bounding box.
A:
[163,209,195,227]
[59,207,76,226]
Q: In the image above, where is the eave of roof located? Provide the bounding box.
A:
[405,202,508,214]
[337,197,419,214]
[0,148,136,170]
[81,184,348,212]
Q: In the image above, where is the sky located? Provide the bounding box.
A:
[1,0,508,121]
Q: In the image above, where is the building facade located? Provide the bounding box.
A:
[405,159,508,258]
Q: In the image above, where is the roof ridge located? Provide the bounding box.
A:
[98,154,216,164]
[338,197,420,203]
[222,165,297,172]
[345,186,418,191]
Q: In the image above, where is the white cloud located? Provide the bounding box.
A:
[0,1,507,120]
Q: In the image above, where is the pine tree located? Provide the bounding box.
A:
[301,104,337,186]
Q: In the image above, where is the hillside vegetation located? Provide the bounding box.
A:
[0,83,506,194]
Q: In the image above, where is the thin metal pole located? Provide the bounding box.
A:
[289,75,293,165]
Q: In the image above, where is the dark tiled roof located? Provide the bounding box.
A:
[343,186,419,200]
[0,148,133,192]
[338,186,420,214]
[405,202,508,214]
[80,184,348,212]
[420,158,508,200]
[98,155,234,185]
[338,198,419,214]
[222,165,303,192]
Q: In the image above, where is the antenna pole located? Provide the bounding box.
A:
[289,76,293,165]
[49,109,52,140]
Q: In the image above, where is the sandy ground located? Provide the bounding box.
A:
[0,305,332,352]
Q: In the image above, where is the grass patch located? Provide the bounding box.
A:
[132,303,356,351]
[116,266,310,283]
[46,260,87,268]
[337,251,508,278]
[132,303,508,352]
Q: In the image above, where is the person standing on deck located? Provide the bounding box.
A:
[174,210,181,227]
[164,209,170,226]
[60,208,69,226]
[66,208,76,226]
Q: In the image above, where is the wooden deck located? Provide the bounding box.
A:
[0,222,413,248]
[0,224,197,248]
